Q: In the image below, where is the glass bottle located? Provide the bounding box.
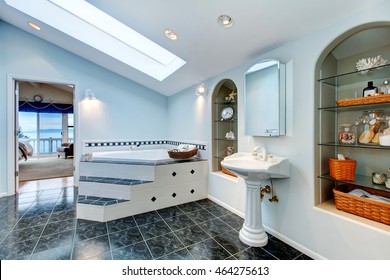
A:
[379,117,390,146]
[379,79,390,94]
[362,81,378,97]
[338,124,356,144]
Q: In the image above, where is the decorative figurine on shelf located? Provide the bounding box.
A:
[228,90,237,102]
[221,107,234,121]
[225,131,235,140]
[356,55,387,73]
[227,146,235,156]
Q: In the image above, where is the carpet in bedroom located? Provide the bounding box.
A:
[19,157,73,182]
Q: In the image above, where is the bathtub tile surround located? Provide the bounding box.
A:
[83,140,207,152]
[77,160,208,222]
[78,142,208,222]
[82,139,208,162]
[0,187,311,260]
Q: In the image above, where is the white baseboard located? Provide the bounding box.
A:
[263,225,325,260]
[207,194,244,218]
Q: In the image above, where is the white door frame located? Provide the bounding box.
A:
[6,74,80,195]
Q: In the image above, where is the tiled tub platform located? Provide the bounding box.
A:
[77,158,208,222]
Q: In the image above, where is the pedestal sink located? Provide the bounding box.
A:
[221,152,289,247]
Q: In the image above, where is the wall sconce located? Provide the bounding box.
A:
[195,83,207,96]
[83,89,96,100]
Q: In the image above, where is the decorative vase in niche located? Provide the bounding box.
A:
[338,124,355,144]
[227,146,234,156]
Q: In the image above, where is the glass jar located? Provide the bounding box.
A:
[338,124,356,144]
[357,110,386,145]
[379,117,390,146]
[379,79,390,94]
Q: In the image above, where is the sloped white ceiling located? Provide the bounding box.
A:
[0,0,385,96]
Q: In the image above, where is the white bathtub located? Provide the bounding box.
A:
[91,149,170,162]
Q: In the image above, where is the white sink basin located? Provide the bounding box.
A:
[221,152,289,182]
[221,152,289,247]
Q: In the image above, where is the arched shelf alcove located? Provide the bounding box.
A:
[315,23,390,226]
[211,79,238,176]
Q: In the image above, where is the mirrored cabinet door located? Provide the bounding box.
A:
[245,59,286,136]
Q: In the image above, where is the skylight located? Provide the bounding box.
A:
[5,0,186,81]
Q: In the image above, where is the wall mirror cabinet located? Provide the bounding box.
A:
[245,59,286,136]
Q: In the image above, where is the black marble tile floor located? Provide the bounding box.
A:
[0,186,312,260]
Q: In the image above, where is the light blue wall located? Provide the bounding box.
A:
[167,1,390,259]
[0,24,5,193]
[0,21,169,194]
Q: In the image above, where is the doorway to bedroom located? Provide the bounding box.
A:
[16,81,75,193]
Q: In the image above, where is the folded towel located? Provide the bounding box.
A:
[177,144,196,151]
[349,189,390,204]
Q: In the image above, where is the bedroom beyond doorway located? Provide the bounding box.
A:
[19,157,73,182]
[16,81,75,193]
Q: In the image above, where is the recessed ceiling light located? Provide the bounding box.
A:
[28,22,41,30]
[165,29,177,40]
[218,15,233,28]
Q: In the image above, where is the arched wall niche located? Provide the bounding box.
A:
[314,22,390,208]
[211,79,238,175]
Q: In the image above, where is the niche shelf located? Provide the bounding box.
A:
[316,61,390,226]
[212,80,238,176]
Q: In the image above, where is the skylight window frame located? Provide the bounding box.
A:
[5,0,186,81]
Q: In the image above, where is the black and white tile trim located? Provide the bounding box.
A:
[84,140,206,151]
[80,157,206,165]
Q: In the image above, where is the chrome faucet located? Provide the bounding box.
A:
[252,145,267,161]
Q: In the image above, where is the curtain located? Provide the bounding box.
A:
[19,101,73,114]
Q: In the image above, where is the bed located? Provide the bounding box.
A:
[18,140,33,161]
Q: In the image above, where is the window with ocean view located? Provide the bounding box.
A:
[19,111,74,157]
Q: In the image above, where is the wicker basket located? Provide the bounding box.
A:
[328,157,356,181]
[333,184,390,225]
[221,166,237,177]
[168,148,198,159]
[336,94,390,107]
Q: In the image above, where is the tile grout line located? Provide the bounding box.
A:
[165,202,234,259]
[0,192,40,246]
[105,222,113,260]
[155,208,193,259]
[28,190,63,259]
[133,214,155,260]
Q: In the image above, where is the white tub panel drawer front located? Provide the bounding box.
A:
[155,161,208,183]
[129,180,207,216]
[78,181,131,200]
[77,201,132,222]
